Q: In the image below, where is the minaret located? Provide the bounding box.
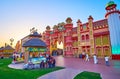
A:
[77,19,82,56]
[105,1,120,59]
[64,17,73,56]
[45,26,51,54]
[88,16,94,55]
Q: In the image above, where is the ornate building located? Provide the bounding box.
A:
[42,1,120,59]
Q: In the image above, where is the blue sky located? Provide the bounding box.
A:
[0,0,120,47]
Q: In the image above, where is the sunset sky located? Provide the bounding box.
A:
[0,0,120,47]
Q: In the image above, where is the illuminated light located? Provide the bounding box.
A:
[57,41,63,49]
[26,47,46,52]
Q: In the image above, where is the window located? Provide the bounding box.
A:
[86,34,89,40]
[81,35,85,41]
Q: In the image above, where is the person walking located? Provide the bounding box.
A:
[85,53,89,61]
[104,55,110,66]
[93,54,98,64]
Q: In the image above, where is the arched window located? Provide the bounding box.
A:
[81,35,85,41]
[86,34,89,40]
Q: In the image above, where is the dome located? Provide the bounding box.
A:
[4,45,14,50]
[46,26,51,30]
[106,1,115,7]
[106,1,116,10]
[66,17,72,24]
[77,19,82,23]
[22,38,46,47]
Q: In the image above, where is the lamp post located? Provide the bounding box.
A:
[10,38,14,47]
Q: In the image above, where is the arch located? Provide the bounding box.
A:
[86,34,89,40]
[81,35,85,41]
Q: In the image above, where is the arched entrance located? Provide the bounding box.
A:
[52,41,64,56]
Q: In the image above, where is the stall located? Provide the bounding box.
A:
[22,32,47,64]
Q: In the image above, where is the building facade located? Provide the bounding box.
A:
[42,1,120,59]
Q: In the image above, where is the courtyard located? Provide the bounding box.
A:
[8,56,120,79]
[39,56,120,79]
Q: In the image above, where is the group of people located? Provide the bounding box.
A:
[39,55,56,68]
[26,55,56,69]
[80,53,110,66]
[12,52,24,64]
[93,54,110,66]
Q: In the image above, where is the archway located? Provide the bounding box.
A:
[52,41,64,56]
[57,41,63,55]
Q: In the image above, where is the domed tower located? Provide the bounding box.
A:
[105,1,120,59]
[64,17,73,56]
[45,26,51,54]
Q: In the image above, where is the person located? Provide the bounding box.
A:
[104,55,110,66]
[82,52,85,59]
[40,60,44,68]
[52,58,56,67]
[93,54,98,64]
[28,60,34,69]
[79,53,82,59]
[85,54,89,61]
[1,54,4,59]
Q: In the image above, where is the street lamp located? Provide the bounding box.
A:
[10,38,14,46]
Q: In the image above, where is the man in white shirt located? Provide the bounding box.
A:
[104,55,110,66]
[85,54,89,61]
[93,54,98,64]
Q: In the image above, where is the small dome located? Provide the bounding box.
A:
[88,15,93,20]
[46,26,51,30]
[53,25,58,30]
[106,1,115,7]
[66,17,72,24]
[77,19,82,23]
[106,1,116,10]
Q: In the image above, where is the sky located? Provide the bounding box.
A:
[0,0,120,47]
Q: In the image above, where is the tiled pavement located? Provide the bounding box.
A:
[38,56,120,79]
[38,68,81,79]
[9,56,120,79]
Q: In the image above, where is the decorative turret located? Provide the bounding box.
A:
[88,15,93,21]
[46,26,51,30]
[64,17,73,56]
[77,19,82,26]
[53,25,58,30]
[88,15,94,55]
[105,1,120,18]
[65,17,73,29]
[105,1,120,59]
[105,1,116,10]
[45,26,51,54]
[66,17,72,24]
[77,19,82,55]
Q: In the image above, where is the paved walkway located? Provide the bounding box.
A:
[9,56,120,79]
[8,63,24,69]
[38,56,120,79]
[38,68,81,79]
